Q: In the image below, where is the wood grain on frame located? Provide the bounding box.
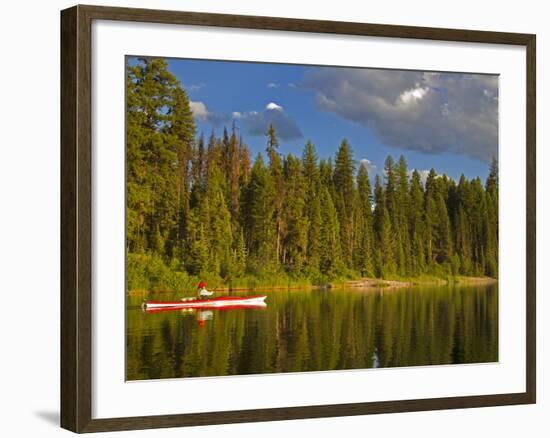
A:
[60,4,536,433]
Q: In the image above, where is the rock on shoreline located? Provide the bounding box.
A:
[335,276,497,290]
[342,279,415,289]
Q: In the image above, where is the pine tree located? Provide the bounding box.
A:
[193,133,206,190]
[409,170,426,275]
[486,157,498,195]
[355,163,374,276]
[233,228,248,277]
[281,155,308,271]
[206,167,233,277]
[378,205,396,277]
[265,124,284,264]
[266,123,279,157]
[455,204,471,274]
[485,157,498,277]
[333,139,356,267]
[302,141,321,272]
[239,138,251,184]
[206,130,221,181]
[222,125,230,171]
[227,123,241,234]
[126,57,196,258]
[243,154,276,270]
[186,194,210,275]
[384,156,397,221]
[319,158,335,200]
[169,85,196,260]
[435,191,453,265]
[395,156,411,275]
[319,187,343,276]
[470,177,487,275]
[373,175,395,277]
[424,169,439,267]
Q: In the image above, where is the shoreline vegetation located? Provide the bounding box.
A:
[126,59,499,297]
[127,276,497,295]
[127,267,497,295]
[343,275,497,289]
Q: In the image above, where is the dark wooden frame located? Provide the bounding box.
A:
[61,4,536,433]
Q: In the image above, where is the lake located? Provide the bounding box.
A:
[126,284,498,380]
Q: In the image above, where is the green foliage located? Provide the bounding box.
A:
[333,139,356,266]
[125,58,499,292]
[126,58,194,257]
[355,163,374,277]
[127,253,196,292]
[242,154,276,269]
[302,140,321,272]
[281,154,308,271]
[319,187,344,276]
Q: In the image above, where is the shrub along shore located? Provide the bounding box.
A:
[127,252,496,294]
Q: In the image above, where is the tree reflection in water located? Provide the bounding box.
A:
[126,284,498,380]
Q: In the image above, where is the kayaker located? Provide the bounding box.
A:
[197,281,213,299]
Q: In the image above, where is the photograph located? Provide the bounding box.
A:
[125,56,499,381]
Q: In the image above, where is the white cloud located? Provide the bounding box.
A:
[304,69,498,162]
[266,102,283,111]
[233,103,302,141]
[190,101,229,126]
[359,158,377,173]
[400,85,428,104]
[189,101,209,120]
[409,169,431,185]
[267,82,279,88]
[193,100,301,141]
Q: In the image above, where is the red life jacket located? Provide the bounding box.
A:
[198,281,206,289]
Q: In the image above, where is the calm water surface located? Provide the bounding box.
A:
[126,284,498,380]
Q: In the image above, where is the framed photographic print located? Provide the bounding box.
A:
[60,4,536,433]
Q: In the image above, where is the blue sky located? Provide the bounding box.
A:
[161,57,498,181]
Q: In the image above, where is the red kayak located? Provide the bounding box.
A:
[143,295,267,311]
